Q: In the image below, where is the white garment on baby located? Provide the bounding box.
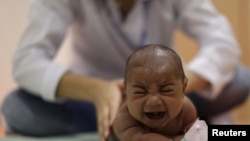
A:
[182,119,208,141]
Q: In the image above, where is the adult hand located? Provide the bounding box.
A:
[92,79,123,141]
[56,73,124,141]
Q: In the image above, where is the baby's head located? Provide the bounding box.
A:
[125,44,186,83]
[124,44,187,129]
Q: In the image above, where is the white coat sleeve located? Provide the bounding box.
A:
[174,0,241,99]
[12,0,74,101]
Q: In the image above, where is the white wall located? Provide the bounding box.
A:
[0,0,31,104]
[0,0,72,106]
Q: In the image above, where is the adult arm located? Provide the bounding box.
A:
[12,0,74,101]
[12,1,123,140]
[174,0,241,99]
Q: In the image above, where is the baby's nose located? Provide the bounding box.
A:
[145,95,163,106]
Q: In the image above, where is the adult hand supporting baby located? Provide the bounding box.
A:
[56,72,123,141]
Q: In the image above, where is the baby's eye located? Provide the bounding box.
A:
[133,85,148,94]
[134,91,147,94]
[161,89,171,92]
[160,89,173,95]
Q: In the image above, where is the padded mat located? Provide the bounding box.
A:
[0,119,208,141]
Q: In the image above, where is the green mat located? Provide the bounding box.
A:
[0,133,188,141]
[0,133,99,141]
[0,119,208,141]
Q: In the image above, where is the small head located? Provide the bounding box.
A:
[124,44,187,129]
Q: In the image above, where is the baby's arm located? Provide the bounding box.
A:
[112,109,176,141]
[182,96,198,133]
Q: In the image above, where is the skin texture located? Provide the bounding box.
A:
[112,45,197,141]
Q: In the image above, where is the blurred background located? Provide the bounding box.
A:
[0,0,249,136]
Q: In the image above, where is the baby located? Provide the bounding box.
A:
[112,44,197,141]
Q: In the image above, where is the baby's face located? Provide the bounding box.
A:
[126,64,185,129]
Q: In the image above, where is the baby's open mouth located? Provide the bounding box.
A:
[144,111,166,119]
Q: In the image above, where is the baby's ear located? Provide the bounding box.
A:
[183,77,188,92]
[114,79,126,96]
[121,81,127,97]
[122,84,127,98]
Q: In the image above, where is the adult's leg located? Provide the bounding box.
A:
[187,64,250,120]
[1,89,97,137]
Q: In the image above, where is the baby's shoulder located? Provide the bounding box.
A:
[180,96,198,132]
[182,96,197,113]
